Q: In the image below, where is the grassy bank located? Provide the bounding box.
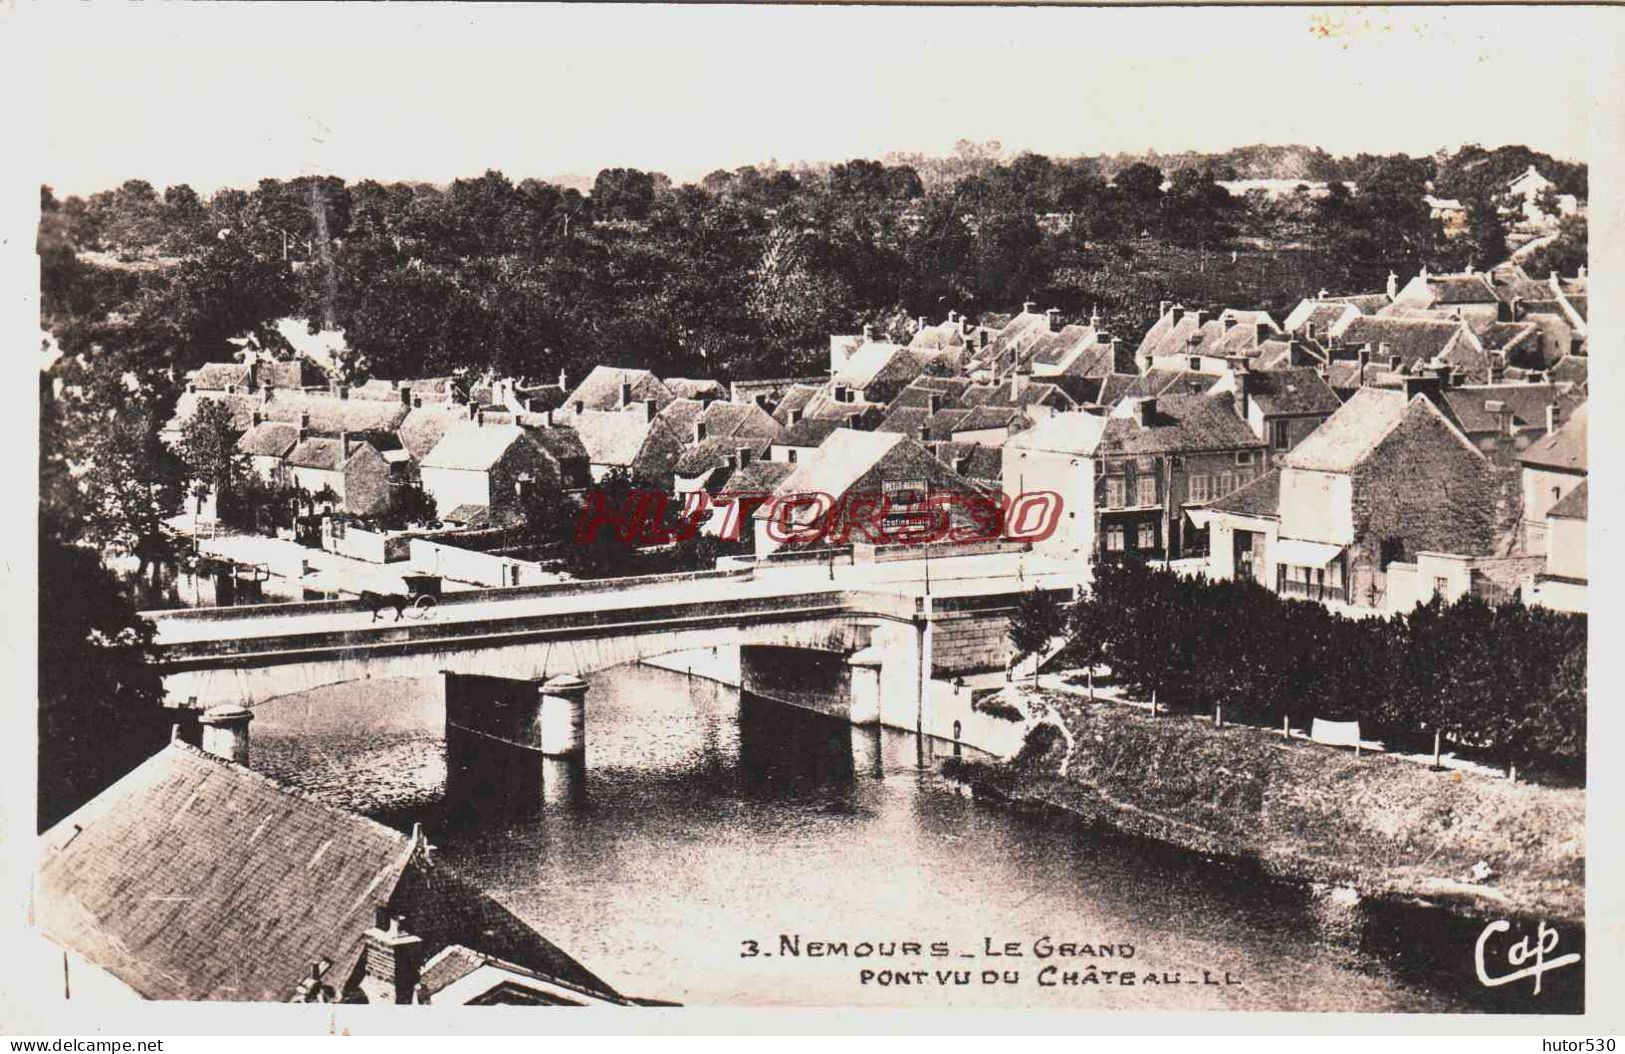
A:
[948,693,1583,923]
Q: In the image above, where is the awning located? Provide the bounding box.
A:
[1184,507,1215,530]
[1273,538,1344,568]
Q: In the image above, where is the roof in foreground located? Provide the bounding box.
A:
[37,743,623,1003]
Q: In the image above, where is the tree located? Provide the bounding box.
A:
[38,529,171,829]
[1520,213,1588,278]
[1008,588,1069,684]
[176,398,243,497]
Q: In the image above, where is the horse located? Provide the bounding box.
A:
[360,589,411,622]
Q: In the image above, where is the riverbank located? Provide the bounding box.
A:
[946,690,1584,924]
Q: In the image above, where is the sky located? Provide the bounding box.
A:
[18,2,1619,197]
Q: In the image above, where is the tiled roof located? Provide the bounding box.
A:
[727,458,796,495]
[770,384,822,426]
[1003,411,1109,456]
[192,363,253,391]
[953,405,1025,435]
[287,436,375,471]
[561,365,675,413]
[1280,388,1425,473]
[422,423,538,472]
[1518,401,1587,472]
[557,409,653,467]
[778,416,846,448]
[1284,300,1358,336]
[1241,368,1341,417]
[675,435,772,478]
[257,391,412,435]
[1333,316,1472,372]
[1472,321,1541,355]
[1438,384,1580,436]
[1319,293,1392,313]
[398,406,467,461]
[37,743,413,1001]
[1548,479,1587,520]
[236,421,301,458]
[1206,467,1281,518]
[759,429,909,509]
[1096,393,1265,457]
[37,743,623,1004]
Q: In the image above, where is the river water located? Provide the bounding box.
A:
[250,663,1501,1011]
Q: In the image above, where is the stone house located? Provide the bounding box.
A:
[419,421,562,526]
[1003,394,1265,561]
[286,433,394,517]
[752,429,986,555]
[1214,364,1342,460]
[1265,387,1497,607]
[1518,401,1587,556]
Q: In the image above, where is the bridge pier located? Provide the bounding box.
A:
[443,671,590,816]
[539,675,588,757]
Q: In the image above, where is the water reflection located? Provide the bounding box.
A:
[249,664,1554,1012]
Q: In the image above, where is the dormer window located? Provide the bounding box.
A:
[1235,450,1256,466]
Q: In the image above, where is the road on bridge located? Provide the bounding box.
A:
[148,551,1091,646]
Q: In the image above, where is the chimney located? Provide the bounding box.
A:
[467,401,480,421]
[862,323,875,342]
[339,431,352,460]
[953,452,972,476]
[947,310,959,324]
[1402,373,1443,405]
[1135,397,1157,427]
[573,400,585,415]
[620,381,634,407]
[787,407,804,425]
[259,384,273,405]
[186,381,197,393]
[412,395,423,408]
[1546,404,1559,434]
[298,411,311,440]
[1193,309,1209,330]
[199,704,252,765]
[1484,399,1513,436]
[1386,271,1399,299]
[979,330,990,348]
[1046,308,1061,332]
[1111,338,1135,375]
[1357,347,1371,372]
[737,446,754,467]
[1304,321,1318,341]
[544,408,555,428]
[1578,265,1588,280]
[694,419,707,442]
[1159,300,1172,318]
[834,383,850,403]
[337,384,349,400]
[1011,369,1028,399]
[918,424,931,442]
[1090,307,1102,329]
[1223,315,1237,331]
[1255,321,1270,344]
[362,910,426,1005]
[643,398,658,422]
[917,315,929,333]
[226,384,239,395]
[251,409,263,427]
[399,386,412,407]
[1170,306,1185,326]
[927,392,943,414]
[558,368,568,390]
[1232,362,1249,411]
[1023,300,1037,314]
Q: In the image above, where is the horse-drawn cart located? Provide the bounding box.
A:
[362,574,443,622]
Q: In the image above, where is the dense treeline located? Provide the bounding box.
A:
[1063,563,1585,782]
[42,142,1581,398]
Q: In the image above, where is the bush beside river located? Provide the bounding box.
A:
[946,693,1584,924]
